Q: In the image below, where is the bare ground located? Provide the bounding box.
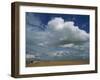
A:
[26,60,89,67]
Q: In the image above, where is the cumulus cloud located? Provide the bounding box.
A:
[47,17,89,43]
[26,17,89,60]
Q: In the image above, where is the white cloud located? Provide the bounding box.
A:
[26,54,36,59]
[47,17,89,43]
[50,51,65,57]
[59,43,74,48]
[48,17,64,30]
[37,43,45,46]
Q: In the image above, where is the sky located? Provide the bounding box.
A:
[25,12,90,61]
[26,12,90,33]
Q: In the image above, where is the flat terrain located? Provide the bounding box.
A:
[26,60,89,67]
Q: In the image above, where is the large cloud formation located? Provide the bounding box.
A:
[26,17,89,60]
[47,17,89,43]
